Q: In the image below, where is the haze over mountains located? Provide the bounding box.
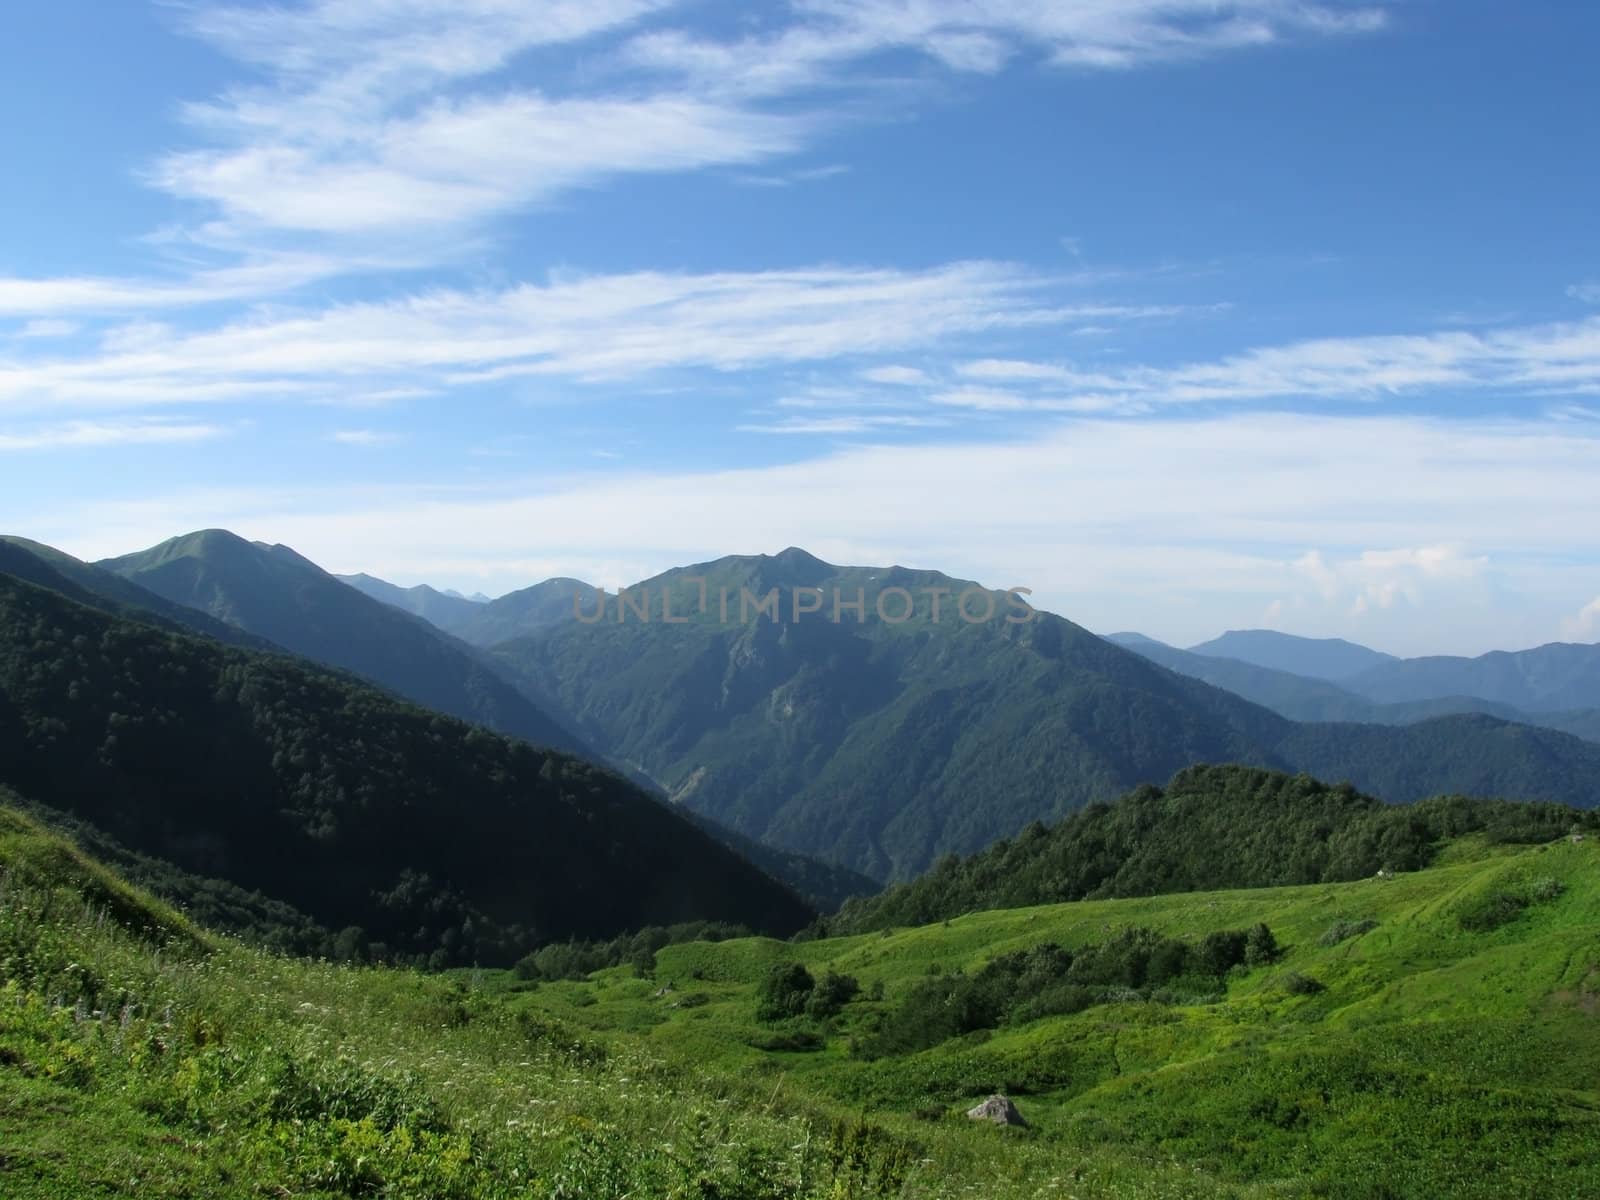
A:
[1107,629,1600,744]
[9,529,1600,899]
[340,573,592,649]
[336,544,1600,879]
[1186,630,1401,680]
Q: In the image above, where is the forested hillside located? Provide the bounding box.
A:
[488,550,1600,879]
[0,570,812,964]
[825,764,1597,933]
[99,530,585,755]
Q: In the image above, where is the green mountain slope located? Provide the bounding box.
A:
[1345,640,1600,710]
[489,550,1600,880]
[678,808,880,912]
[1122,636,1381,719]
[1118,633,1600,741]
[825,763,1596,933]
[350,570,591,647]
[1188,628,1399,679]
[0,569,812,962]
[7,773,1598,1198]
[490,549,1298,879]
[99,530,584,755]
[436,577,591,646]
[336,571,486,628]
[0,536,279,652]
[532,831,1600,1199]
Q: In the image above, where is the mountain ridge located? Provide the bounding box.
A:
[99,529,587,757]
[0,567,813,960]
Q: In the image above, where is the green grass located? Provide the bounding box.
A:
[505,837,1600,1198]
[4,804,1598,1197]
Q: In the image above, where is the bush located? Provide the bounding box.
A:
[1530,877,1566,903]
[1319,918,1378,947]
[1195,929,1249,975]
[1282,972,1326,995]
[861,924,1275,1056]
[756,962,816,1022]
[1245,923,1281,966]
[748,1029,825,1052]
[1459,875,1566,932]
[805,970,860,1019]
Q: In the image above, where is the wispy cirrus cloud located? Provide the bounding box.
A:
[328,428,404,446]
[628,0,1387,96]
[0,419,228,452]
[736,414,950,435]
[1,1,1394,324]
[0,255,345,317]
[10,320,80,340]
[146,0,1388,254]
[156,93,806,239]
[0,261,1082,413]
[946,317,1600,411]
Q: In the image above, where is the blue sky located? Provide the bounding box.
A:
[2,0,1599,655]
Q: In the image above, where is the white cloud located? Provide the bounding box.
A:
[12,319,80,339]
[4,0,1394,318]
[0,420,227,452]
[0,261,1068,413]
[951,317,1600,410]
[156,93,806,237]
[147,0,1388,252]
[1570,283,1600,305]
[0,255,341,317]
[860,365,930,386]
[1561,596,1600,642]
[329,429,404,446]
[736,414,949,434]
[630,1,1386,97]
[27,411,1600,655]
[1287,545,1490,617]
[733,163,850,188]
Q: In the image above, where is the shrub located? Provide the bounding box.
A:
[1459,875,1566,932]
[756,962,816,1022]
[1282,971,1325,996]
[1196,929,1249,976]
[1461,890,1526,931]
[748,1029,825,1052]
[1245,923,1281,966]
[805,970,860,1019]
[1530,877,1566,903]
[1319,918,1378,947]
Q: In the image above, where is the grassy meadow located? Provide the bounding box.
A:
[3,803,1597,1197]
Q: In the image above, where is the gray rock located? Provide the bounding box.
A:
[966,1094,1027,1127]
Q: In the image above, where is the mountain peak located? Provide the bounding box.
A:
[1187,629,1399,682]
[772,546,828,567]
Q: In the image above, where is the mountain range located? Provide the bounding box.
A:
[9,530,1600,900]
[0,562,813,963]
[1186,629,1400,680]
[1107,630,1600,742]
[342,573,591,649]
[465,548,1600,879]
[98,530,587,757]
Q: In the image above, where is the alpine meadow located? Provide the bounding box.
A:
[3,2,1600,1198]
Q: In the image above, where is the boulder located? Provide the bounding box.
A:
[966,1094,1027,1127]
